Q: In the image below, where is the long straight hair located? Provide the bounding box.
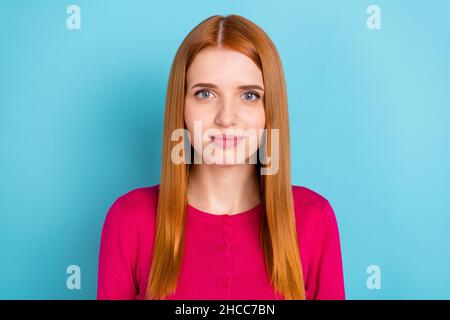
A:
[147,14,305,300]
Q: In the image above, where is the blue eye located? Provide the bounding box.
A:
[242,91,260,101]
[195,89,214,99]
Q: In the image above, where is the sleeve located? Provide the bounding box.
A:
[307,199,346,300]
[97,197,137,300]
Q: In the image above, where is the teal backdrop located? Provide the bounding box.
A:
[1,0,449,299]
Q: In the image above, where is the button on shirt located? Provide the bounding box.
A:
[97,184,346,300]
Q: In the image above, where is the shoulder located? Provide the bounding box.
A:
[116,184,160,213]
[102,184,160,233]
[291,185,331,211]
[291,185,339,237]
[291,186,345,299]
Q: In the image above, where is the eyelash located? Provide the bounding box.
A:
[194,89,215,99]
[242,91,261,100]
[194,89,261,101]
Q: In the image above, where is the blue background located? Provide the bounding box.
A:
[1,0,449,299]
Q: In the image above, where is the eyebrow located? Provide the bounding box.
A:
[190,82,264,91]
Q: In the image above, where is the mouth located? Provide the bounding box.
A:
[210,134,245,148]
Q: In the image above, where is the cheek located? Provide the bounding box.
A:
[184,104,194,133]
[184,99,215,129]
[184,101,200,135]
[241,105,266,130]
[184,99,215,146]
[255,108,266,129]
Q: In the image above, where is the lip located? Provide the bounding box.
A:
[210,134,245,148]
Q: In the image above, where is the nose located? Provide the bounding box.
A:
[214,97,237,127]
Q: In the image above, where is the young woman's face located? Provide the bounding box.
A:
[184,47,266,165]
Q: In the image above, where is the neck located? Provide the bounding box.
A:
[187,164,261,215]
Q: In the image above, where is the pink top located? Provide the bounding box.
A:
[97,184,345,300]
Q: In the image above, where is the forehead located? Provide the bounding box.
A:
[186,47,264,87]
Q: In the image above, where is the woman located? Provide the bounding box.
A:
[97,14,345,300]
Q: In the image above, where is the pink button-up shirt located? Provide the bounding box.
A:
[97,184,345,300]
